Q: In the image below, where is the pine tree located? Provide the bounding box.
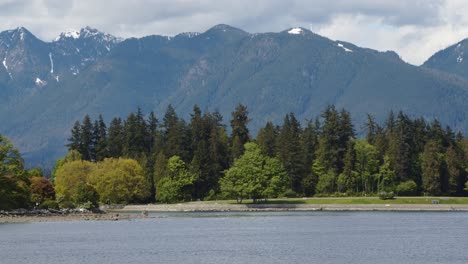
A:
[147,111,158,153]
[162,105,189,161]
[107,117,124,158]
[276,113,305,193]
[337,140,356,193]
[67,121,82,152]
[257,121,277,157]
[301,120,318,177]
[337,109,355,172]
[230,104,250,159]
[421,140,443,195]
[445,145,465,195]
[316,105,340,172]
[94,115,108,161]
[80,115,94,161]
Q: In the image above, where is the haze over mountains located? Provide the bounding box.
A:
[1,24,468,167]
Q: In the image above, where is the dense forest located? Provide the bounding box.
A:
[2,104,468,210]
[59,104,468,205]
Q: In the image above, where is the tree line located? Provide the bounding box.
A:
[57,104,468,206]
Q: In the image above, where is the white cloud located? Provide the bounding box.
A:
[0,0,467,65]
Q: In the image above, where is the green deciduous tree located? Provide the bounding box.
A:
[0,134,30,210]
[220,142,288,203]
[157,156,195,203]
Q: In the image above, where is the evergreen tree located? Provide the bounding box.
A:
[301,120,318,178]
[162,105,189,161]
[67,121,82,152]
[230,104,250,159]
[316,105,340,172]
[445,145,465,195]
[257,121,277,157]
[95,115,108,161]
[80,115,94,161]
[147,111,158,153]
[107,117,124,158]
[337,140,356,193]
[337,109,355,172]
[421,140,443,195]
[276,113,305,193]
[386,112,415,183]
[124,109,148,158]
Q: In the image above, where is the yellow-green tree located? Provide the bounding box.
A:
[54,160,96,207]
[88,158,150,204]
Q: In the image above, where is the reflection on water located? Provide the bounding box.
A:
[1,211,467,264]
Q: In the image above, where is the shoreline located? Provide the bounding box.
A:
[3,203,468,223]
[115,203,468,212]
[0,211,150,224]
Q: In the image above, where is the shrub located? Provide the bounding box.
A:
[281,189,298,198]
[39,200,59,210]
[396,180,418,196]
[379,191,395,200]
[205,189,217,201]
[59,200,75,209]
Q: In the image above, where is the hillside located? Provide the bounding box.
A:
[423,38,468,79]
[1,25,468,167]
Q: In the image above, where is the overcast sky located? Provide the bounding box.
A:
[1,0,468,65]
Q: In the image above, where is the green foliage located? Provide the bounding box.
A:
[156,156,195,203]
[50,104,468,206]
[72,182,99,208]
[230,104,250,159]
[0,134,30,210]
[378,191,395,200]
[281,189,298,198]
[276,113,305,193]
[88,158,150,204]
[220,142,288,203]
[54,160,95,203]
[421,140,443,195]
[396,180,418,196]
[39,199,59,210]
[315,169,337,194]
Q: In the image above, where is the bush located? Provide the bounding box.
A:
[396,180,418,196]
[379,191,395,200]
[58,200,75,209]
[281,189,298,198]
[205,189,217,201]
[39,200,59,210]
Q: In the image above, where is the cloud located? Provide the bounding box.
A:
[0,0,465,64]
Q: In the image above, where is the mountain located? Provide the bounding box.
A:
[423,39,468,79]
[2,24,468,167]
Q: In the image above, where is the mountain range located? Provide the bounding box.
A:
[1,24,468,167]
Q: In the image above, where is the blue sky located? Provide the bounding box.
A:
[1,0,467,65]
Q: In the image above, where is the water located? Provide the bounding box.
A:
[1,211,468,264]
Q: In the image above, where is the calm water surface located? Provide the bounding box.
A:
[1,211,468,264]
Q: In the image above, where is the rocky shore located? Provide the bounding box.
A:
[3,203,468,223]
[0,208,148,223]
